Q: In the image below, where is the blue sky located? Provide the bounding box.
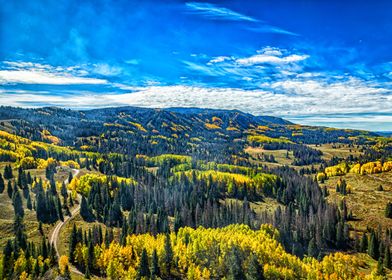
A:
[1,0,392,130]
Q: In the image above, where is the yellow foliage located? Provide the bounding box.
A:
[383,161,392,172]
[247,134,292,144]
[69,173,136,196]
[325,163,349,177]
[350,163,361,174]
[360,161,382,175]
[90,224,362,279]
[19,156,38,169]
[317,172,327,182]
[204,123,221,130]
[59,255,69,275]
[60,160,80,169]
[226,126,239,131]
[128,121,147,132]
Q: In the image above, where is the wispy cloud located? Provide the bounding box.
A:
[246,25,299,36]
[185,2,297,36]
[185,2,258,22]
[0,61,107,85]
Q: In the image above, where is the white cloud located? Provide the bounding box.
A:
[0,61,107,85]
[207,56,231,65]
[91,63,122,76]
[236,52,308,66]
[0,70,107,85]
[1,77,392,130]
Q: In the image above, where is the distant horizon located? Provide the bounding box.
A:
[2,104,390,133]
[1,0,392,131]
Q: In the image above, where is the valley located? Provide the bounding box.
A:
[0,106,391,279]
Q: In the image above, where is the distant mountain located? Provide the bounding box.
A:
[0,106,377,156]
[376,131,392,137]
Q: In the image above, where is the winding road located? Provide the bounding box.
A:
[49,169,84,276]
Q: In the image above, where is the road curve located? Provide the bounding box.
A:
[49,169,84,276]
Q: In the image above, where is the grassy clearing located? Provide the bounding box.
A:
[320,172,392,232]
[0,189,53,248]
[223,197,281,216]
[244,146,321,170]
[309,143,363,161]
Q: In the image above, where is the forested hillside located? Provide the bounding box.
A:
[0,106,390,279]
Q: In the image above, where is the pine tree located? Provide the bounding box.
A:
[120,221,128,246]
[246,253,264,280]
[368,231,379,260]
[26,193,32,210]
[7,180,13,198]
[12,189,24,218]
[307,238,318,258]
[173,211,182,233]
[14,215,27,250]
[41,237,48,259]
[163,234,173,275]
[57,196,64,221]
[68,172,73,184]
[376,257,385,276]
[385,202,392,218]
[80,196,93,221]
[4,165,13,179]
[88,240,94,270]
[384,246,391,269]
[61,181,68,202]
[0,173,4,193]
[85,266,91,279]
[137,248,150,279]
[2,240,13,278]
[360,233,368,253]
[227,246,245,280]
[150,248,160,278]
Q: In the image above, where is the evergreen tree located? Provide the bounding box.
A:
[0,173,4,193]
[2,240,13,278]
[12,189,24,218]
[376,257,385,276]
[68,172,73,183]
[150,248,160,278]
[69,223,78,262]
[385,202,392,218]
[384,246,391,269]
[7,180,13,198]
[307,238,318,258]
[4,164,13,179]
[14,215,27,250]
[360,233,368,253]
[61,181,68,202]
[137,248,150,279]
[227,246,245,280]
[163,234,173,275]
[26,193,32,210]
[57,196,64,221]
[368,231,379,260]
[88,240,94,270]
[246,253,264,280]
[80,196,93,221]
[173,211,182,233]
[85,266,91,279]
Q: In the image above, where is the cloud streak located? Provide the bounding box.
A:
[185,2,298,36]
[185,2,258,22]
